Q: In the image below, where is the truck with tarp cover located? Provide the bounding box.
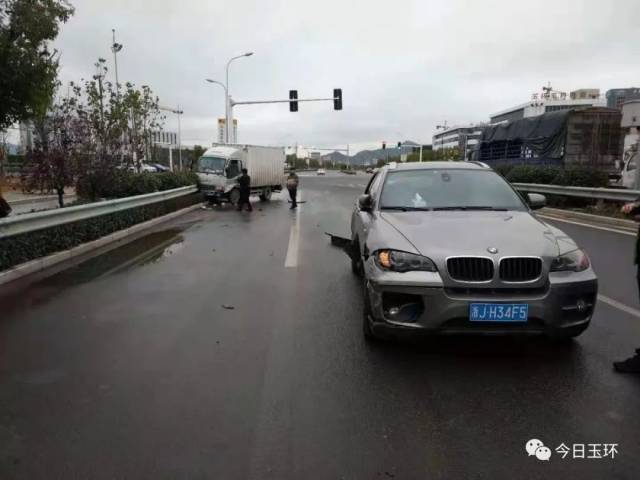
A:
[473,107,623,178]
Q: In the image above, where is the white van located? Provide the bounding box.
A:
[196,144,286,204]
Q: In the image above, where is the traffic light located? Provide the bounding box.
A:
[382,141,386,150]
[289,90,298,112]
[333,88,342,110]
[397,141,402,148]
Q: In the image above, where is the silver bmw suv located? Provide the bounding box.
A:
[350,161,597,340]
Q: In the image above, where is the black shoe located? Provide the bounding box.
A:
[613,354,640,373]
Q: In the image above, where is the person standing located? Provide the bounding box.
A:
[236,168,252,212]
[286,168,299,210]
[0,184,11,218]
[613,199,640,373]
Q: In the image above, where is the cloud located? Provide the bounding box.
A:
[53,0,640,153]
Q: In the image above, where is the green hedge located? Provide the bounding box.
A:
[76,170,199,201]
[0,192,202,271]
[505,165,608,188]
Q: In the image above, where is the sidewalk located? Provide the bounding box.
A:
[3,188,76,205]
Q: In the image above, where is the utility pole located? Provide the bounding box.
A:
[111,30,124,162]
[111,29,122,92]
[436,120,449,160]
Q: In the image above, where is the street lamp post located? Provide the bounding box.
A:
[225,52,253,143]
[111,29,123,161]
[205,79,228,143]
[173,107,183,169]
[111,30,123,89]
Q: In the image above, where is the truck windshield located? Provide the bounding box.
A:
[197,157,226,175]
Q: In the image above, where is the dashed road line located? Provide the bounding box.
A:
[598,294,640,319]
[538,214,636,237]
[284,189,302,268]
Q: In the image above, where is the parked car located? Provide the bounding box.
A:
[150,163,171,172]
[350,161,597,341]
[365,167,374,174]
[317,168,326,175]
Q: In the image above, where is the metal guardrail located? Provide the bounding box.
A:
[0,185,197,239]
[513,183,640,202]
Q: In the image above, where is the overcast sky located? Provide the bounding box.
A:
[51,0,640,153]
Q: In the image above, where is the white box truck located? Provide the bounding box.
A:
[195,144,286,204]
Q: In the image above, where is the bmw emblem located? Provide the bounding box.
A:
[487,247,498,254]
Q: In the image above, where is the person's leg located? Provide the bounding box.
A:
[289,188,297,209]
[613,263,640,372]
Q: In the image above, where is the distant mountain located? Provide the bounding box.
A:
[320,141,422,167]
[320,151,349,163]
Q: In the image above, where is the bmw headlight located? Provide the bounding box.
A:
[550,249,590,272]
[375,250,437,273]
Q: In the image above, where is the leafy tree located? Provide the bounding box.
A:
[21,90,83,207]
[0,0,74,203]
[71,60,164,172]
[0,0,75,130]
[190,144,206,170]
[122,82,164,169]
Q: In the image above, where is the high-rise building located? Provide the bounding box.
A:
[606,88,640,110]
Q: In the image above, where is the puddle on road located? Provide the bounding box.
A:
[0,228,187,317]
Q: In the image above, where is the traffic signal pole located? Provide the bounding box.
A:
[228,89,342,134]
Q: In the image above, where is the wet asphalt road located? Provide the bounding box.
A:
[1,171,640,479]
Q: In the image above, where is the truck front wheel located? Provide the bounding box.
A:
[229,189,241,205]
[259,187,272,202]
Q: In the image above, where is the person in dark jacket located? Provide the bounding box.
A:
[0,189,11,218]
[613,199,640,373]
[236,168,252,212]
[286,169,299,209]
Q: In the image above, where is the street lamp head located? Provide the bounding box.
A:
[244,52,254,57]
[205,79,214,83]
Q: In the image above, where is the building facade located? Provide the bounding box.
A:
[432,125,485,160]
[606,88,640,110]
[489,87,605,124]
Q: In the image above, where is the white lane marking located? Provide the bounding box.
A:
[598,294,640,319]
[538,214,636,237]
[284,189,302,268]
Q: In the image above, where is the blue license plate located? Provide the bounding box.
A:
[469,303,528,322]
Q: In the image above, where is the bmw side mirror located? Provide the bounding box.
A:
[358,194,373,212]
[528,193,546,210]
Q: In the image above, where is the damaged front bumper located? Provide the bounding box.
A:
[363,257,598,337]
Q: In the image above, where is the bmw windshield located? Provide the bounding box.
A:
[379,169,528,211]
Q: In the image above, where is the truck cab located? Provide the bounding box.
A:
[196,144,285,204]
[196,146,245,204]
